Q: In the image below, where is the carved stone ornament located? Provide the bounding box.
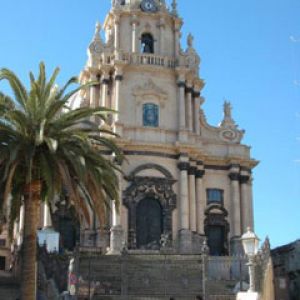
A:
[184,34,200,72]
[219,101,245,143]
[123,164,177,250]
[133,79,168,107]
[88,22,104,56]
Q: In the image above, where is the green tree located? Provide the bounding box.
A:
[0,63,123,300]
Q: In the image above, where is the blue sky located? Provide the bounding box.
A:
[0,0,299,248]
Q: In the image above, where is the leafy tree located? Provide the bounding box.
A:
[0,63,123,300]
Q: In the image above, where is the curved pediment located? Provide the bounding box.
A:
[133,79,168,107]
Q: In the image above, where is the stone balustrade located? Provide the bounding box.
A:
[95,52,177,69]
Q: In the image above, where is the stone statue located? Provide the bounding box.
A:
[224,101,232,119]
[171,0,178,15]
[187,33,194,48]
[95,21,101,38]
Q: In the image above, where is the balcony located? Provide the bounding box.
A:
[95,52,177,70]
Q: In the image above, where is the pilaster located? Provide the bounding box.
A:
[131,15,139,53]
[101,71,110,107]
[240,170,253,233]
[196,162,205,235]
[186,84,193,131]
[178,160,190,230]
[229,165,243,254]
[114,14,121,52]
[188,163,197,232]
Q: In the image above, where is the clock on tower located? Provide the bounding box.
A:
[140,0,158,12]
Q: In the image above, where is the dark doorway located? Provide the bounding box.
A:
[136,197,162,249]
[52,203,80,251]
[207,225,226,256]
[0,256,5,270]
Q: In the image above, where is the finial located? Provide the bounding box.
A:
[187,33,194,48]
[224,100,232,119]
[94,21,101,39]
[171,0,178,16]
[220,100,237,129]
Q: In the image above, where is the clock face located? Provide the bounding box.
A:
[141,0,157,12]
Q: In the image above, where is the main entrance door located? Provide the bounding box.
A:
[136,197,162,250]
[207,225,226,256]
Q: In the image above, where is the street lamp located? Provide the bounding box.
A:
[241,227,260,293]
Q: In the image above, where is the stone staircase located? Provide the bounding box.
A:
[76,253,237,300]
[0,271,19,299]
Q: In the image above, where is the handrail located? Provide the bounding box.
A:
[97,52,177,69]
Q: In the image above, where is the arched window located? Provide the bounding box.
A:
[143,103,159,127]
[141,33,154,54]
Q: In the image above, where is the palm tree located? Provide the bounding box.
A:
[0,62,123,300]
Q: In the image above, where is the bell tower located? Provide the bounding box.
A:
[78,0,258,255]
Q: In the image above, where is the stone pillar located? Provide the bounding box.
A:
[18,204,25,246]
[101,72,110,107]
[248,176,254,231]
[43,203,52,228]
[177,79,186,131]
[113,67,123,135]
[196,164,205,235]
[186,85,193,131]
[131,16,138,53]
[188,165,197,232]
[178,161,190,230]
[229,166,242,254]
[108,164,124,255]
[90,73,98,109]
[159,17,165,55]
[174,20,182,56]
[114,15,120,51]
[178,159,192,253]
[193,91,201,135]
[240,171,252,233]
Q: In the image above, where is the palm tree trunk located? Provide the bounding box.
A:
[21,181,41,300]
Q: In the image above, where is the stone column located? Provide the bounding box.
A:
[90,73,98,109]
[178,161,190,230]
[113,67,123,135]
[17,204,25,246]
[159,17,165,55]
[193,91,201,135]
[188,165,197,232]
[186,85,193,131]
[178,159,192,253]
[196,164,205,235]
[131,16,138,53]
[108,162,124,255]
[229,166,242,254]
[248,176,254,231]
[177,78,186,131]
[43,203,52,228]
[114,15,120,51]
[101,72,110,108]
[174,20,182,56]
[240,171,252,233]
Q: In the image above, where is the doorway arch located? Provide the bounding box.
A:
[123,164,177,250]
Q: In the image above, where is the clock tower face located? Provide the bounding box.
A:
[141,0,158,12]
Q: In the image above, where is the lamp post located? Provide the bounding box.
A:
[241,227,260,293]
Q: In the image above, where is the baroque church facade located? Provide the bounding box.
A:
[74,0,258,256]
